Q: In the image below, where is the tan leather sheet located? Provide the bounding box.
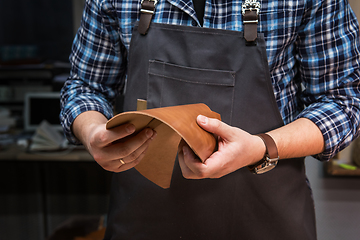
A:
[106,103,221,188]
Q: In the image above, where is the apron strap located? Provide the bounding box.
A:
[138,0,157,35]
[242,0,261,43]
[139,0,261,42]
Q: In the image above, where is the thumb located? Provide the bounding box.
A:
[197,115,233,140]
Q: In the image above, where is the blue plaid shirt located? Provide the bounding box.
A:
[61,0,360,161]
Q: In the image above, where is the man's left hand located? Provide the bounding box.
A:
[178,115,266,179]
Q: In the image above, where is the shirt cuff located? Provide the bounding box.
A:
[60,95,114,145]
[296,102,357,162]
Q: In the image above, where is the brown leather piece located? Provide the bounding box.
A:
[106,103,221,188]
[138,0,156,35]
[243,10,258,42]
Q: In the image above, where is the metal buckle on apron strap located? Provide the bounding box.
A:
[138,0,158,35]
[242,0,261,44]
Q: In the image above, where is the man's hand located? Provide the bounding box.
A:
[72,111,156,172]
[178,115,265,179]
[178,114,325,179]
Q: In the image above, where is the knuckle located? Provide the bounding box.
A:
[208,118,223,133]
[127,151,138,162]
[217,121,228,132]
[92,152,105,163]
[196,169,208,179]
[97,131,108,144]
[181,171,193,179]
[92,154,115,168]
[213,118,222,127]
[132,158,141,166]
[100,162,113,172]
[142,128,153,141]
[88,137,97,148]
[210,172,223,179]
[207,117,220,126]
[89,132,106,148]
[118,144,132,157]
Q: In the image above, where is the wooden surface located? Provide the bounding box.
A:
[0,144,93,162]
[325,159,360,176]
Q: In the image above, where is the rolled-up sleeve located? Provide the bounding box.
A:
[296,0,360,161]
[60,0,127,144]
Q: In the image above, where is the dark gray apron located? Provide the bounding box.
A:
[104,23,317,240]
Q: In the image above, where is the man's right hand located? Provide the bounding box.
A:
[72,111,156,172]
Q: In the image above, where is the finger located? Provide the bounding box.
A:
[178,141,196,177]
[114,152,143,172]
[105,128,156,161]
[109,158,137,172]
[105,137,154,172]
[117,133,156,164]
[178,140,225,179]
[92,123,137,148]
[180,144,209,179]
[197,115,234,141]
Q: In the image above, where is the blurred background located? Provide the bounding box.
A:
[0,0,360,239]
[0,1,110,239]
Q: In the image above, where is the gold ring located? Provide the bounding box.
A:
[119,159,125,165]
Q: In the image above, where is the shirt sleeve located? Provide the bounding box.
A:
[60,0,127,144]
[295,0,360,161]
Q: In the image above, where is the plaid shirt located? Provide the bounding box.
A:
[60,0,360,161]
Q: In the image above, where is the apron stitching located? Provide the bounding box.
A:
[149,25,244,36]
[259,42,284,125]
[148,73,235,86]
[147,61,152,107]
[230,72,236,125]
[159,62,165,107]
[150,59,236,74]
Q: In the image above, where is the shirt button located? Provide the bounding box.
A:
[191,20,198,26]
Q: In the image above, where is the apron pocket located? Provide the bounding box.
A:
[147,60,235,124]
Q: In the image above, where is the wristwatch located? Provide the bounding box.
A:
[247,133,279,174]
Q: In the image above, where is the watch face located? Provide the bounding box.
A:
[253,160,278,174]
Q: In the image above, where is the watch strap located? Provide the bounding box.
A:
[257,133,278,161]
[247,133,279,172]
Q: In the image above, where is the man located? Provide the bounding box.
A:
[60,0,360,239]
